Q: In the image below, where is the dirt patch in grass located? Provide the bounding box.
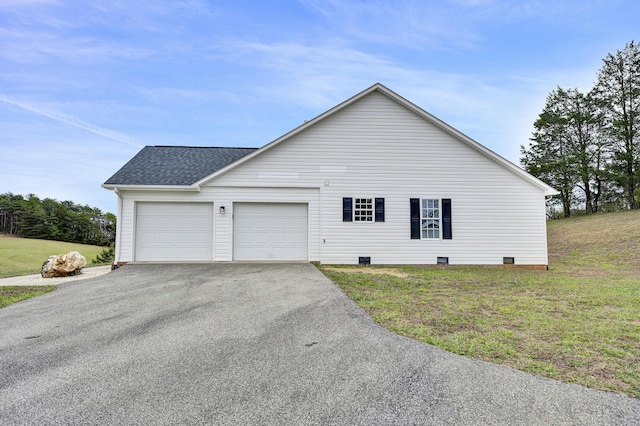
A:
[322,266,410,278]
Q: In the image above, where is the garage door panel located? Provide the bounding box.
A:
[174,231,209,244]
[135,202,213,261]
[139,231,177,244]
[233,203,308,261]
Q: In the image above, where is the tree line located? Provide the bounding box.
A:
[0,193,115,246]
[521,41,639,217]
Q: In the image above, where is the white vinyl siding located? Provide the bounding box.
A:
[115,196,131,262]
[114,188,319,263]
[113,90,550,266]
[206,91,549,265]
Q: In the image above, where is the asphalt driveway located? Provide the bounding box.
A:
[1,263,638,425]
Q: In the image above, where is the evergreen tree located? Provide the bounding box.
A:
[0,192,115,245]
[522,87,603,216]
[522,40,640,217]
[594,40,640,209]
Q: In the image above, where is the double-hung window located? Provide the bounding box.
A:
[410,198,452,240]
[421,199,440,239]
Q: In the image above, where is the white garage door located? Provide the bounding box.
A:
[135,202,213,261]
[233,203,308,261]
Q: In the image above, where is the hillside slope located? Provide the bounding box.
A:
[0,237,106,278]
[547,210,640,271]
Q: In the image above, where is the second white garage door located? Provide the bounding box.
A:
[233,203,308,261]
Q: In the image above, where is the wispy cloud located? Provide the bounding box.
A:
[214,40,492,112]
[300,0,481,50]
[300,0,619,51]
[0,0,59,6]
[76,1,216,33]
[0,96,143,147]
[0,29,154,63]
[447,0,620,27]
[0,1,204,63]
[210,37,594,162]
[135,87,215,102]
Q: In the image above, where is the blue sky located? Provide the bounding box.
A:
[1,0,637,214]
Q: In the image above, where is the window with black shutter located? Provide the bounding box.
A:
[442,199,452,239]
[375,198,385,222]
[344,197,385,222]
[410,198,420,239]
[411,198,452,240]
[342,197,352,222]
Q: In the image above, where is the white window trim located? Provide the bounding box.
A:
[353,197,374,222]
[421,198,441,240]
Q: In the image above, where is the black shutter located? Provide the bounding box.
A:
[343,197,353,222]
[410,198,420,239]
[442,198,452,239]
[375,198,385,222]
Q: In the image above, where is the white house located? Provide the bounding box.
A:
[103,83,557,268]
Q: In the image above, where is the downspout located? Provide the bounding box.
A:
[113,188,123,268]
[543,194,553,270]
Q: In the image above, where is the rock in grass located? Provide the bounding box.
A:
[41,251,87,278]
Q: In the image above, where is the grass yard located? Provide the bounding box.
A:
[0,236,107,278]
[319,210,640,398]
[0,285,57,308]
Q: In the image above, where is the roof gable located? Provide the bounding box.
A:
[103,84,557,196]
[195,83,557,196]
[103,146,257,187]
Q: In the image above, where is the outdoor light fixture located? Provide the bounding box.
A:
[219,206,226,215]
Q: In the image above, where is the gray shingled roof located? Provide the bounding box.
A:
[104,146,258,186]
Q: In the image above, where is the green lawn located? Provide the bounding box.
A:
[0,285,57,308]
[319,210,640,398]
[0,237,107,278]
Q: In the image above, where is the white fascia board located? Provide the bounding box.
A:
[101,184,200,192]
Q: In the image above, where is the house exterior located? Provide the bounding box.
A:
[103,83,557,268]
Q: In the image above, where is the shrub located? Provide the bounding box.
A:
[92,247,114,265]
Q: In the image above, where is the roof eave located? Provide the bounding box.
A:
[102,184,200,192]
